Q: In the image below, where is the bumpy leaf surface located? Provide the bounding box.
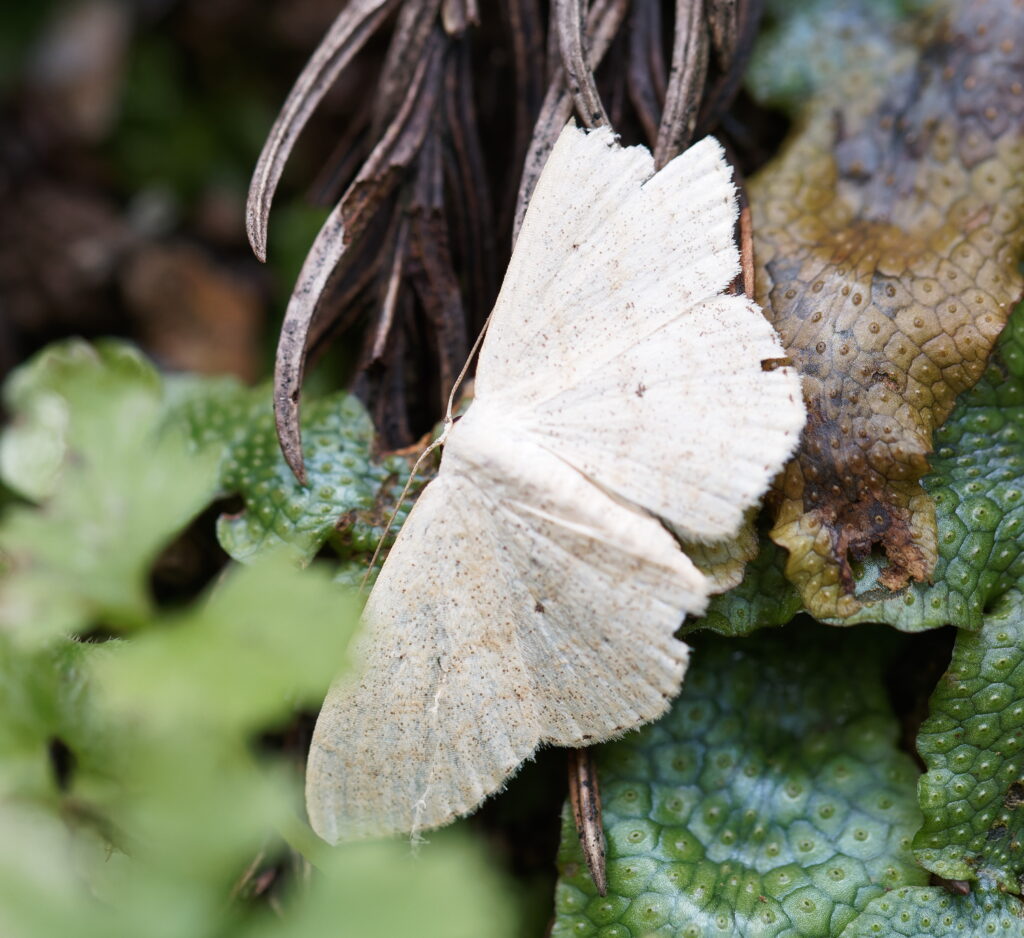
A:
[752,0,1024,619]
[702,300,1024,635]
[173,379,417,565]
[838,887,1024,937]
[695,530,801,637]
[915,589,1024,890]
[553,624,926,938]
[842,302,1024,629]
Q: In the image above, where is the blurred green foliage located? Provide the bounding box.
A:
[0,342,518,937]
[110,35,272,204]
[0,342,220,641]
[0,3,54,92]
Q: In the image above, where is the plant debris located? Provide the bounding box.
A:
[752,0,1024,618]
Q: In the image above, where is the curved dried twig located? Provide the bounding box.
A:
[502,0,547,180]
[554,0,609,129]
[696,0,763,137]
[373,0,443,133]
[246,0,400,262]
[568,748,608,897]
[443,44,496,330]
[654,0,709,168]
[274,34,446,483]
[513,0,629,239]
[441,0,480,35]
[706,0,738,72]
[259,1,750,472]
[407,130,469,407]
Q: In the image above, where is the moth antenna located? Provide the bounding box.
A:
[444,311,493,423]
[361,314,494,592]
[360,436,445,591]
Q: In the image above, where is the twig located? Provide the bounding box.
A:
[554,0,609,128]
[654,0,709,168]
[246,0,400,262]
[274,33,445,483]
[513,0,630,239]
[568,748,607,896]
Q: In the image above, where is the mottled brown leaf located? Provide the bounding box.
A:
[753,0,1024,618]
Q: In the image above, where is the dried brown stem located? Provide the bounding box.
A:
[371,218,409,362]
[654,0,709,168]
[739,202,754,298]
[441,0,480,35]
[372,0,443,133]
[706,0,738,72]
[503,0,546,168]
[554,0,610,128]
[513,0,629,239]
[627,0,668,146]
[568,748,607,897]
[246,0,400,262]
[695,0,763,137]
[443,43,496,327]
[408,130,468,409]
[274,33,445,483]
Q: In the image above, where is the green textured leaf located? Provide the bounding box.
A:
[700,301,1024,636]
[838,886,1024,937]
[694,535,802,638]
[914,589,1024,891]
[748,0,929,114]
[0,341,220,640]
[172,380,420,567]
[553,623,926,938]
[837,305,1024,630]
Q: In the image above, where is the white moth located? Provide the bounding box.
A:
[306,123,805,843]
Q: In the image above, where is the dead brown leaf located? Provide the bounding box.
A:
[752,0,1024,618]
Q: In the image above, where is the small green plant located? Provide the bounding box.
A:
[0,340,513,938]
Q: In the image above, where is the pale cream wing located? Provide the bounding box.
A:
[516,292,804,543]
[476,126,742,404]
[475,124,804,542]
[481,124,654,390]
[305,417,699,843]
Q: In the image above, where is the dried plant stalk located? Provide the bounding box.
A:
[654,0,709,168]
[251,1,746,473]
[554,0,610,128]
[246,0,401,262]
[568,748,608,897]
